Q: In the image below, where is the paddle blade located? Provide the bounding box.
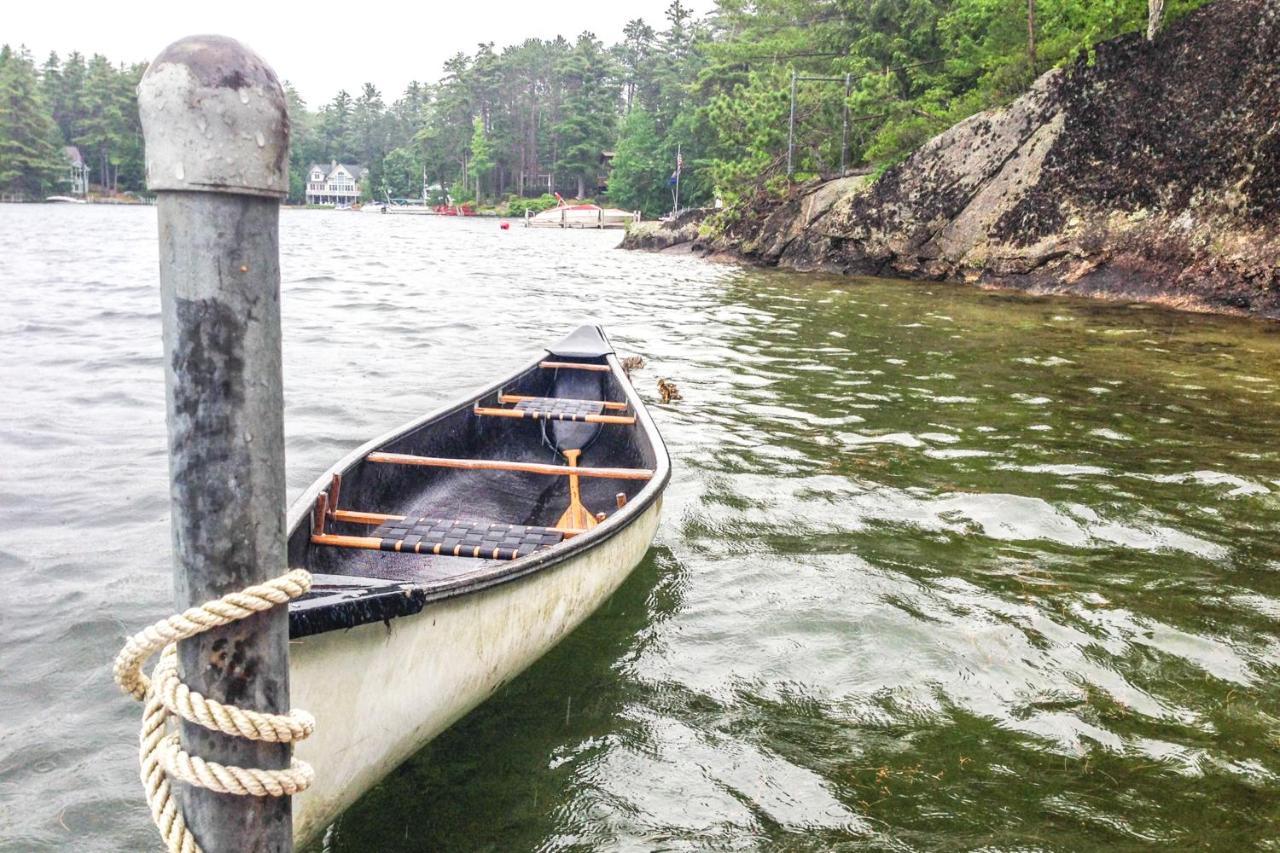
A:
[556,501,598,531]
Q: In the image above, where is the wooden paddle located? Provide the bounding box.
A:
[556,449,599,532]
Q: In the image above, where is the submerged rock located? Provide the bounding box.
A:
[625,0,1280,318]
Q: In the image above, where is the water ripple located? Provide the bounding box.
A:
[3,207,1279,851]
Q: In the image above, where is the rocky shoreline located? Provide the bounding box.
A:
[623,0,1280,320]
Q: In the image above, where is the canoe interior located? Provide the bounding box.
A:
[285,333,665,637]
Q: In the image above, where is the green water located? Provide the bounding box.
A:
[8,210,1276,851]
[320,274,1280,851]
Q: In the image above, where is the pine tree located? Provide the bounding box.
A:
[616,19,657,115]
[57,52,87,145]
[554,32,619,199]
[75,54,125,190]
[353,84,388,168]
[468,115,494,203]
[319,90,354,161]
[111,62,146,191]
[283,83,316,203]
[607,108,667,216]
[39,52,63,139]
[0,45,62,197]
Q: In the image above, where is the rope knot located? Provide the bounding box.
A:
[115,568,314,853]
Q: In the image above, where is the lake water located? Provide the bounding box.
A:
[2,205,1279,851]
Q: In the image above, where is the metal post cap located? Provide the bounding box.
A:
[138,35,290,198]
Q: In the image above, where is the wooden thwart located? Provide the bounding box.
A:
[473,406,635,425]
[498,393,629,412]
[539,360,611,372]
[366,451,654,480]
[312,527,586,555]
[327,509,587,537]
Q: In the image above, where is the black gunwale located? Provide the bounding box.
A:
[286,329,671,638]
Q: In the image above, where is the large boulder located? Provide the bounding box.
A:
[669,0,1280,317]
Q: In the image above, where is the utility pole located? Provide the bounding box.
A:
[787,69,797,178]
[1027,0,1038,75]
[137,35,293,852]
[840,73,851,177]
[673,142,681,216]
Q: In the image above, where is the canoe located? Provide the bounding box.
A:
[282,325,670,844]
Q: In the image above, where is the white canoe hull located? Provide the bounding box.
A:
[289,495,662,845]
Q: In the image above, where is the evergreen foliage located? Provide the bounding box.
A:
[0,47,62,197]
[1,1,1211,206]
[608,109,668,216]
[468,116,494,202]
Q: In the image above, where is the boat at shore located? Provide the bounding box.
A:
[45,195,87,204]
[526,195,640,229]
[284,325,670,844]
[381,197,438,215]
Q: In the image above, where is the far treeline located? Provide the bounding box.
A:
[2,0,1204,215]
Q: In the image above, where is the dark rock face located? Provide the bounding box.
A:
[625,0,1280,318]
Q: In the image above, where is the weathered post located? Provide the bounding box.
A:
[137,35,293,852]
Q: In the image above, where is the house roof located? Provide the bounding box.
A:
[308,163,368,181]
[64,146,84,166]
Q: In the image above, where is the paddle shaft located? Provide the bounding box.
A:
[556,449,599,531]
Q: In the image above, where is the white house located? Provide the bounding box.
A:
[305,162,369,206]
[64,146,89,196]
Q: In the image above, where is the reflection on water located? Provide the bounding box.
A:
[1,206,1278,851]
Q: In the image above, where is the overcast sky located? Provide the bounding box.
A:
[9,0,714,106]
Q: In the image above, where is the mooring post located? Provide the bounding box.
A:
[137,35,293,852]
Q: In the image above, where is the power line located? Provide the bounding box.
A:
[786,57,950,177]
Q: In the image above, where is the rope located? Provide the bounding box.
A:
[114,568,315,853]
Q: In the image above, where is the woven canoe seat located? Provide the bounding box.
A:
[370,516,565,560]
[512,397,606,420]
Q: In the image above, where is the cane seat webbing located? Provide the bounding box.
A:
[513,397,605,420]
[370,516,565,560]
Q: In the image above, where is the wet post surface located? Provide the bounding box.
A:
[138,35,293,852]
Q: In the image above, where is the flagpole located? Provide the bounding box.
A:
[673,142,681,217]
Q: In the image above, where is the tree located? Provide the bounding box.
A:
[467,116,494,203]
[554,32,618,198]
[607,108,668,216]
[352,83,389,186]
[617,19,657,114]
[1148,0,1167,40]
[0,45,62,197]
[283,83,317,203]
[60,53,87,142]
[382,146,423,199]
[319,90,354,161]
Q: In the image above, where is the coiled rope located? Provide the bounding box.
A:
[113,568,315,853]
